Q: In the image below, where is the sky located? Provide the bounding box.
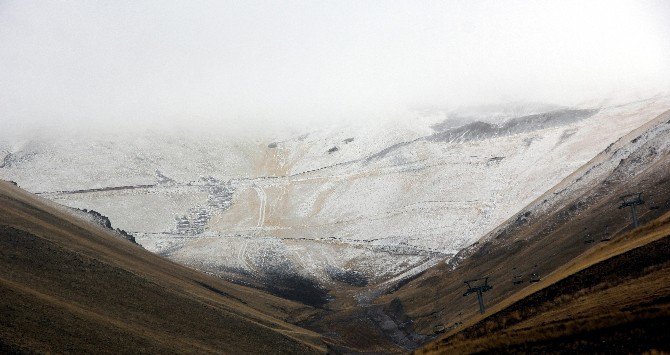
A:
[1,0,669,136]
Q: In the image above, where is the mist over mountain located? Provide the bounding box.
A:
[3,97,669,302]
[1,1,669,138]
[2,1,670,352]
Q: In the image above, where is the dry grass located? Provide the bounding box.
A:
[416,211,670,354]
[0,181,326,354]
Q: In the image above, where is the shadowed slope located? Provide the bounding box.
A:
[0,181,326,354]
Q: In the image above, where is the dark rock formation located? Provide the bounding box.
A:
[427,109,599,143]
[75,208,138,245]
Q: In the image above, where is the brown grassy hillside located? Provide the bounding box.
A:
[417,211,670,354]
[0,180,326,354]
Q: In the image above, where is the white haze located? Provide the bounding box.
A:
[1,0,669,138]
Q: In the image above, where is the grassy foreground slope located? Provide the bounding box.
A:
[0,181,325,354]
[417,210,670,354]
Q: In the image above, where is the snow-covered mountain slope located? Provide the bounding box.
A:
[2,97,669,294]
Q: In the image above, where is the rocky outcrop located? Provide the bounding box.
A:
[426,108,598,143]
[73,208,139,245]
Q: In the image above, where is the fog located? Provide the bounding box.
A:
[1,0,669,137]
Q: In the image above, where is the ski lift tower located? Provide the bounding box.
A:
[619,193,644,228]
[463,277,493,314]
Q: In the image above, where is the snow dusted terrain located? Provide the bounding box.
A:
[2,97,669,289]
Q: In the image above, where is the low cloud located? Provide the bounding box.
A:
[1,0,669,137]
